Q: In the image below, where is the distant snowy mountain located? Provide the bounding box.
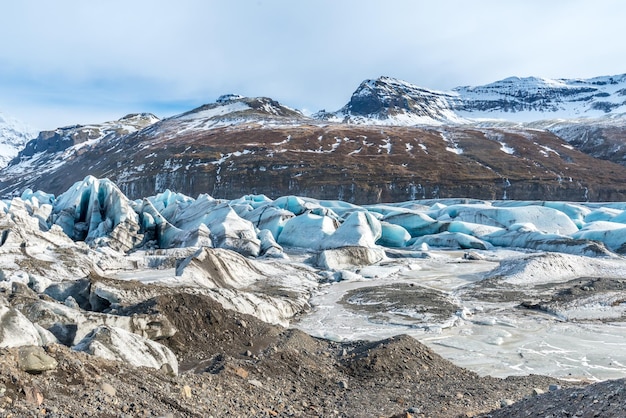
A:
[15,112,159,160]
[0,112,38,168]
[454,74,626,121]
[3,113,159,193]
[316,74,626,125]
[315,76,465,125]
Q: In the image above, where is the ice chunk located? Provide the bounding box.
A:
[322,211,382,249]
[170,200,260,256]
[142,189,195,220]
[0,303,50,348]
[273,195,340,219]
[377,221,411,247]
[240,204,294,241]
[439,204,579,234]
[316,199,363,218]
[447,220,503,237]
[572,221,626,253]
[20,188,55,206]
[277,212,337,249]
[541,202,590,229]
[584,207,622,223]
[484,228,612,257]
[313,246,387,270]
[73,325,178,374]
[229,194,274,211]
[258,229,286,258]
[411,231,492,250]
[24,298,176,346]
[485,252,626,285]
[52,176,143,251]
[382,210,442,237]
[175,247,260,288]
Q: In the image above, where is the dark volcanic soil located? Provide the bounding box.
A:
[0,292,620,417]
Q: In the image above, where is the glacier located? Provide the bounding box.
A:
[2,175,626,381]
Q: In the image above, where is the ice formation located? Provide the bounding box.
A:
[2,175,626,380]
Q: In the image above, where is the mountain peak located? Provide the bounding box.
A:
[119,113,160,125]
[173,95,308,127]
[216,94,245,103]
[316,76,464,125]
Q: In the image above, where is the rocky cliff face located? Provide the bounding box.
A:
[542,117,626,166]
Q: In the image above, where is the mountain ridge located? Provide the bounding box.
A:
[3,73,626,202]
[318,73,626,125]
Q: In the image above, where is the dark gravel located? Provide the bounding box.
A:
[0,292,615,418]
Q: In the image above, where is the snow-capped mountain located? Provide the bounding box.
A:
[141,95,310,139]
[3,92,626,203]
[0,112,38,168]
[454,74,626,121]
[317,74,626,125]
[315,76,465,125]
[172,95,309,129]
[4,75,626,203]
[311,75,626,168]
[15,112,159,161]
[2,113,159,194]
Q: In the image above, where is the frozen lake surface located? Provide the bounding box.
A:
[295,249,626,381]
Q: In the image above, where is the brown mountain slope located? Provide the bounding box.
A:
[3,118,626,203]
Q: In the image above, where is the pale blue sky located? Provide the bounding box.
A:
[2,0,625,130]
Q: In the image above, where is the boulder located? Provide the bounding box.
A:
[0,304,54,348]
[322,211,382,249]
[314,246,387,270]
[18,346,58,373]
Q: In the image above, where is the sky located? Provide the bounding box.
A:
[2,0,626,131]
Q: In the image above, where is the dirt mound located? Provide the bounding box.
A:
[481,378,626,418]
[121,292,282,370]
[341,334,474,380]
[0,291,590,417]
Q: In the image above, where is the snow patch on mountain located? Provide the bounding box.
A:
[168,95,310,132]
[0,112,38,168]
